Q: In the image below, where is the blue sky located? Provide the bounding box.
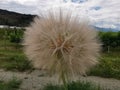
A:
[0,0,120,30]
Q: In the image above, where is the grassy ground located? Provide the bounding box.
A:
[0,39,120,79]
[0,29,120,79]
[0,78,21,90]
[0,40,33,72]
[43,81,102,90]
[88,52,120,79]
[0,29,120,90]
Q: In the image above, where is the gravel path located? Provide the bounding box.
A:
[0,69,120,90]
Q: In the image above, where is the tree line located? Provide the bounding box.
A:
[0,28,120,52]
[99,31,120,52]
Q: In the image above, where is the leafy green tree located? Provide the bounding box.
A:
[117,31,120,47]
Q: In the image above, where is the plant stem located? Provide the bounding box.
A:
[61,70,68,90]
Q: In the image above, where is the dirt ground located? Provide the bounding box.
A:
[0,69,120,90]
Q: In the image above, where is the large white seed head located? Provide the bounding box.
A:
[23,8,101,77]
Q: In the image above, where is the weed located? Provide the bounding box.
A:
[43,81,102,90]
[0,78,22,90]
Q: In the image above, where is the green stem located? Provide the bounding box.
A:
[61,70,68,90]
[56,50,68,90]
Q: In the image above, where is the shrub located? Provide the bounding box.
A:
[88,56,120,79]
[3,54,33,72]
[43,81,102,90]
[9,29,22,43]
[0,78,21,90]
[9,33,21,43]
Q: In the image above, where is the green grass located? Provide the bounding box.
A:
[88,52,120,79]
[0,78,21,90]
[0,40,33,72]
[43,81,102,90]
[0,54,33,72]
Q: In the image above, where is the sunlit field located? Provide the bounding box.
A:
[0,28,120,90]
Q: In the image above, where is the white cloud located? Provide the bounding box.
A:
[0,0,120,30]
[0,0,38,5]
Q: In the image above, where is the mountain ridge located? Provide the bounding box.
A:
[0,9,36,27]
[95,26,119,32]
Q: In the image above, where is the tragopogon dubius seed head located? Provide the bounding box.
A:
[23,8,101,79]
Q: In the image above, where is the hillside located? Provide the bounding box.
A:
[0,9,36,27]
[95,26,119,32]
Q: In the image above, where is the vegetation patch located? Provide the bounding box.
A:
[0,28,120,80]
[1,54,33,72]
[0,30,33,72]
[88,52,120,79]
[0,78,21,90]
[43,81,102,90]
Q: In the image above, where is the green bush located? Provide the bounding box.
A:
[99,31,120,52]
[0,78,21,90]
[9,33,21,43]
[3,54,33,72]
[0,28,24,43]
[88,55,120,79]
[9,29,23,43]
[43,81,102,90]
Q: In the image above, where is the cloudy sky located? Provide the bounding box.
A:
[0,0,120,30]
